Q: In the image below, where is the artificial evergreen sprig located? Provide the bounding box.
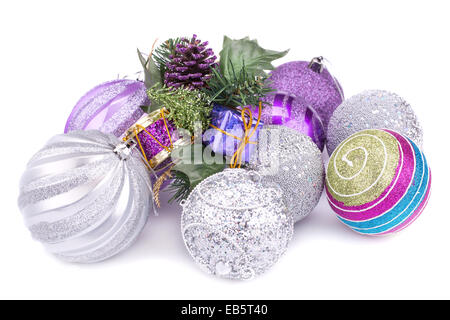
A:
[167,170,191,203]
[145,85,212,135]
[152,38,182,81]
[202,61,273,108]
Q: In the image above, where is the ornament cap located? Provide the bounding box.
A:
[114,141,136,160]
[308,56,324,73]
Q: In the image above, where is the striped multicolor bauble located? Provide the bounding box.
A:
[325,129,431,235]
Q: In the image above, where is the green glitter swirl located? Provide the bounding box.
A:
[326,129,399,206]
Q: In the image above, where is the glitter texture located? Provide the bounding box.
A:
[326,129,431,235]
[267,61,344,133]
[65,79,148,137]
[18,130,152,263]
[181,169,293,280]
[137,118,176,160]
[326,90,423,155]
[250,126,324,222]
[326,129,400,206]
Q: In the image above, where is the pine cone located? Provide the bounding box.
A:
[164,34,217,89]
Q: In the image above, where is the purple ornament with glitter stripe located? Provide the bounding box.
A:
[248,92,325,151]
[267,59,344,133]
[65,79,149,137]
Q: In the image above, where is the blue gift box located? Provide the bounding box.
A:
[203,105,263,162]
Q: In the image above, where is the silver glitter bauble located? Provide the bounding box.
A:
[181,169,293,280]
[18,130,152,263]
[327,90,423,155]
[250,125,324,222]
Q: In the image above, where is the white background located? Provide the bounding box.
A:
[0,0,449,299]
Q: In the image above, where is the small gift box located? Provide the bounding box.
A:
[204,104,263,164]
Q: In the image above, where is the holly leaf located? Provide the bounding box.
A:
[167,144,227,202]
[137,49,164,113]
[171,145,227,187]
[219,36,289,79]
[172,161,226,190]
[137,48,162,89]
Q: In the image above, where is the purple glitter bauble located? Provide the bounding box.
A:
[257,92,325,152]
[65,79,149,137]
[267,60,344,133]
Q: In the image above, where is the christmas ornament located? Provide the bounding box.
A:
[326,129,431,235]
[122,108,191,199]
[326,90,423,155]
[181,169,293,280]
[123,108,180,167]
[203,104,263,162]
[267,57,344,132]
[18,130,152,263]
[161,34,218,89]
[250,125,324,222]
[251,92,325,151]
[65,79,148,137]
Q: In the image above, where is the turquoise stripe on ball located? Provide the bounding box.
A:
[338,139,429,234]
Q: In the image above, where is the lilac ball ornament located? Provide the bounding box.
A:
[267,57,344,132]
[65,79,149,137]
[256,92,325,151]
[326,129,431,235]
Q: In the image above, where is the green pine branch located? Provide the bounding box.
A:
[153,38,182,80]
[146,85,212,135]
[202,62,273,108]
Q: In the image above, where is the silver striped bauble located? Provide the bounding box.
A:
[18,130,152,263]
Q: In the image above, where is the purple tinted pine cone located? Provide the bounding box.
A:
[164,34,218,89]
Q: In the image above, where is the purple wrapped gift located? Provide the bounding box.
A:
[203,105,263,162]
[65,79,149,137]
